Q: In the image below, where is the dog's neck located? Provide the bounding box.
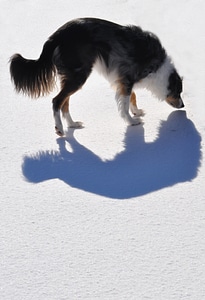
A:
[136,56,174,101]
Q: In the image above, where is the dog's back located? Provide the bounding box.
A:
[51,18,166,81]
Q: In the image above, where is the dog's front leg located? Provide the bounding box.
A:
[129,92,144,117]
[115,90,141,126]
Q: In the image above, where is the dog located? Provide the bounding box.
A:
[10,17,184,136]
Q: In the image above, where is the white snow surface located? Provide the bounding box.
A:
[1,0,205,299]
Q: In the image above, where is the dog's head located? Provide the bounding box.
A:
[166,70,184,108]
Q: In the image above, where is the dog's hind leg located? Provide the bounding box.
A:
[53,91,83,136]
[61,96,83,129]
[52,73,88,136]
[115,83,141,126]
[129,92,144,117]
[52,89,68,136]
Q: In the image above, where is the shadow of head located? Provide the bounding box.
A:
[22,111,202,199]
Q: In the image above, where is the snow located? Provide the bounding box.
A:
[0,0,205,299]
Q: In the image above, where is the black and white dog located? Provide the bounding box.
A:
[10,18,184,136]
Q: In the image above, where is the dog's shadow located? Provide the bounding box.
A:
[22,111,202,199]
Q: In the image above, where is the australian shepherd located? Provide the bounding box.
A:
[10,18,184,136]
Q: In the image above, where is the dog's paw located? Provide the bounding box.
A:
[130,116,141,126]
[131,107,145,117]
[68,121,84,129]
[55,126,64,136]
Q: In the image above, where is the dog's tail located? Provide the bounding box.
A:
[10,39,57,98]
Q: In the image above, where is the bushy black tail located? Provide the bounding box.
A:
[10,39,57,98]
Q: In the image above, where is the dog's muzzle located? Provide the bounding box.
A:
[166,96,184,109]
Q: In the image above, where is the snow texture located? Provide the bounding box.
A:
[0,0,205,299]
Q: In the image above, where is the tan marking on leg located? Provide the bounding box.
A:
[61,97,69,114]
[116,80,129,96]
[60,87,79,115]
[130,92,137,108]
[60,91,83,128]
[130,91,144,117]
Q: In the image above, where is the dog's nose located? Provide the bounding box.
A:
[166,96,185,109]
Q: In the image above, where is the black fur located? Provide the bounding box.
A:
[167,70,183,99]
[10,18,167,100]
[51,18,167,86]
